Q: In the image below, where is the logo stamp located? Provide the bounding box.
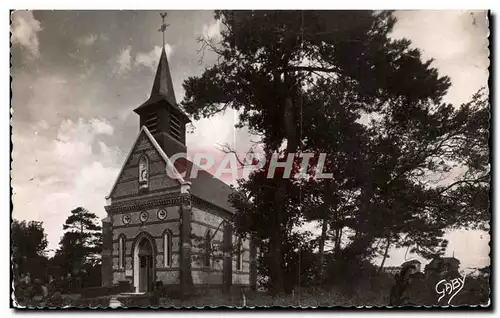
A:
[435,273,466,305]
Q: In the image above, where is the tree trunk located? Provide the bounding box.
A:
[377,238,391,274]
[268,80,298,294]
[80,217,85,249]
[269,228,283,294]
[352,157,375,258]
[318,181,333,281]
[334,227,342,258]
[266,66,301,295]
[318,216,328,280]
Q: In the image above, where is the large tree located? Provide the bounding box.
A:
[298,77,489,287]
[54,207,102,276]
[349,87,490,257]
[12,219,48,278]
[182,10,489,292]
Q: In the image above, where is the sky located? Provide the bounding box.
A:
[10,10,490,269]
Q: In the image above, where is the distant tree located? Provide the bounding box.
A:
[478,266,490,277]
[11,219,48,278]
[54,207,102,277]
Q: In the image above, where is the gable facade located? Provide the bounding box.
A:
[101,127,255,293]
[101,40,256,294]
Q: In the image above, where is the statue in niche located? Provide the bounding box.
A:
[139,155,149,189]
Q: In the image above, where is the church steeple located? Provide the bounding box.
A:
[133,12,190,158]
[150,47,177,107]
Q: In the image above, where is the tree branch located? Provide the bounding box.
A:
[287,66,340,74]
[437,178,486,196]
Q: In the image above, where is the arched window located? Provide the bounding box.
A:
[236,237,243,271]
[163,230,172,267]
[118,235,125,269]
[204,230,212,267]
[138,155,149,189]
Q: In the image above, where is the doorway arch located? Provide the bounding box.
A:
[132,232,156,293]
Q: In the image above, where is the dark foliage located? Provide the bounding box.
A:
[53,207,102,278]
[12,219,50,282]
[181,10,489,294]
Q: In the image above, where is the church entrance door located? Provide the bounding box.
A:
[139,255,153,292]
[134,237,154,293]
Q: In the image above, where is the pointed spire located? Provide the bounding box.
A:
[134,13,190,124]
[150,46,176,106]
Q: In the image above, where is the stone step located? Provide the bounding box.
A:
[108,293,152,308]
[108,297,123,309]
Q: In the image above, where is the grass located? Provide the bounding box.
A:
[14,275,490,308]
[150,287,388,308]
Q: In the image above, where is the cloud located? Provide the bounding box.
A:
[113,45,132,75]
[135,44,174,71]
[10,71,104,128]
[202,19,222,40]
[76,33,108,47]
[76,33,98,47]
[99,33,109,42]
[34,120,49,131]
[11,72,70,126]
[11,65,126,252]
[12,118,121,251]
[113,44,174,75]
[90,118,114,135]
[11,10,43,59]
[390,10,489,105]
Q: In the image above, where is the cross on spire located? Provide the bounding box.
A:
[158,12,169,48]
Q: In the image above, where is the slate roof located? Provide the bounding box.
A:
[175,158,238,214]
[133,46,190,123]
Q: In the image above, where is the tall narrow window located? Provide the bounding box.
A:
[164,230,172,267]
[119,235,125,269]
[170,112,181,141]
[138,155,149,190]
[236,238,243,271]
[204,230,212,267]
[145,112,158,134]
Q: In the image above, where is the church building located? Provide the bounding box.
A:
[100,23,256,293]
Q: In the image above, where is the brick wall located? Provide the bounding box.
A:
[191,206,224,273]
[106,131,188,287]
[110,205,181,285]
[110,131,178,200]
[157,270,180,284]
[101,219,113,287]
[190,206,250,286]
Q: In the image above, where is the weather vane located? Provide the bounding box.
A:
[158,12,169,48]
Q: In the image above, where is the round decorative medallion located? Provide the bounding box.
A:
[139,211,149,223]
[122,214,131,225]
[157,209,167,220]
